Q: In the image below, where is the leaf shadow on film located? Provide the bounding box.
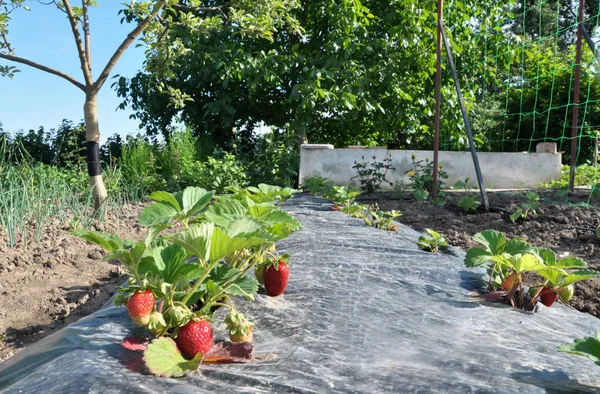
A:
[510,369,600,393]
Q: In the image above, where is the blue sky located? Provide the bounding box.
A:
[0,1,146,143]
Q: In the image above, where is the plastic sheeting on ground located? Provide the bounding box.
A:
[1,194,600,393]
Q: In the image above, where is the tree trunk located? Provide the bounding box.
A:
[295,123,309,150]
[83,93,108,212]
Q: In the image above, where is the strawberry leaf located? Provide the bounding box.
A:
[71,230,128,253]
[504,239,532,255]
[148,191,182,212]
[555,256,588,270]
[203,342,253,363]
[224,276,258,300]
[563,269,599,286]
[143,337,203,377]
[181,187,214,218]
[121,336,150,352]
[558,333,600,366]
[473,230,506,255]
[140,203,179,226]
[464,247,493,268]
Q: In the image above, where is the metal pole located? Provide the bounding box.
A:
[432,0,443,198]
[440,23,490,211]
[570,0,585,192]
[431,0,444,197]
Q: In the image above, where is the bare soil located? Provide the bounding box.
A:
[0,203,146,362]
[374,190,600,318]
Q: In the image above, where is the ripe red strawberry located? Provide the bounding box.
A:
[177,319,214,359]
[539,287,558,307]
[126,289,155,326]
[264,260,290,297]
[332,205,340,211]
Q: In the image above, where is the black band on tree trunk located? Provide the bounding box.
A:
[86,141,102,177]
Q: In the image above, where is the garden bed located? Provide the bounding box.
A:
[0,203,146,362]
[374,190,600,317]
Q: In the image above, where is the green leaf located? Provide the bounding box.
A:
[558,333,600,366]
[248,205,277,218]
[473,230,506,255]
[204,199,247,227]
[143,337,203,377]
[555,256,588,270]
[148,191,181,211]
[225,217,267,238]
[169,223,214,264]
[533,247,556,266]
[209,227,264,263]
[504,239,532,256]
[182,187,214,217]
[176,264,205,281]
[511,254,545,273]
[464,247,493,268]
[140,203,178,226]
[563,270,599,286]
[206,279,223,297]
[537,268,566,288]
[71,230,125,253]
[154,244,187,282]
[225,275,258,300]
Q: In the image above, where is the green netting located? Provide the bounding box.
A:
[444,0,600,206]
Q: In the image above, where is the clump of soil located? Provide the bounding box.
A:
[0,203,146,362]
[375,191,600,318]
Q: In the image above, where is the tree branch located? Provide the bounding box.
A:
[0,52,85,91]
[1,32,15,55]
[82,0,92,73]
[94,0,168,92]
[63,0,93,87]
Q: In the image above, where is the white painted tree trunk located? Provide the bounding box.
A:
[83,94,108,212]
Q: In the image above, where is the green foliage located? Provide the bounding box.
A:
[302,176,334,196]
[558,333,600,367]
[542,165,600,189]
[464,230,598,311]
[454,178,481,212]
[351,154,395,194]
[353,203,402,232]
[75,183,301,376]
[243,131,299,187]
[118,0,510,150]
[509,192,540,223]
[417,229,447,253]
[406,155,448,201]
[194,152,248,194]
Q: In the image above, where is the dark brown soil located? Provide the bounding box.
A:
[0,203,146,362]
[374,190,600,318]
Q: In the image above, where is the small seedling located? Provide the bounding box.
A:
[509,192,540,223]
[417,229,447,253]
[454,177,481,212]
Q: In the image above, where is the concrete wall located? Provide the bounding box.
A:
[299,144,562,189]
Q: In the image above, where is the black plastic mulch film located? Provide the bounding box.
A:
[1,195,599,393]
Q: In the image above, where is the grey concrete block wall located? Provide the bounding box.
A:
[298,144,562,189]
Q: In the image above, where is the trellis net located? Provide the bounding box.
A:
[444,0,600,206]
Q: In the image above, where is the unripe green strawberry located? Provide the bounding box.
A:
[177,319,214,359]
[148,311,167,335]
[558,285,575,302]
[126,289,155,326]
[255,263,266,285]
[225,311,255,343]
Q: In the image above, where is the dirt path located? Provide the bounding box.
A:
[0,203,146,362]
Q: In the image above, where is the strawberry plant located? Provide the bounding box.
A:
[464,230,598,310]
[74,185,301,377]
[417,229,447,253]
[360,204,402,232]
[558,333,600,366]
[509,192,540,223]
[329,185,361,212]
[454,177,481,212]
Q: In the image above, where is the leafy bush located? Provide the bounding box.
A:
[351,154,395,194]
[194,151,248,194]
[405,155,448,201]
[244,131,299,187]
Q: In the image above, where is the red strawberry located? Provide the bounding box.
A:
[177,319,214,359]
[127,289,155,326]
[264,260,290,296]
[332,205,340,211]
[539,287,558,307]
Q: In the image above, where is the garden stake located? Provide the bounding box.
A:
[440,22,489,212]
